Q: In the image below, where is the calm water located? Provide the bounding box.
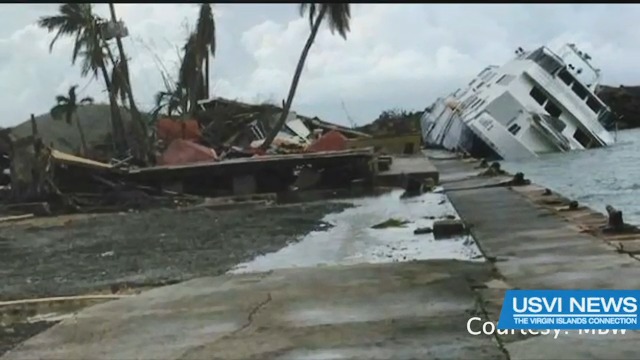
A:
[501,128,640,225]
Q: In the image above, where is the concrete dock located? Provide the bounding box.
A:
[4,153,640,359]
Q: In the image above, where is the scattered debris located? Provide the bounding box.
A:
[433,219,467,239]
[414,227,433,235]
[371,218,410,229]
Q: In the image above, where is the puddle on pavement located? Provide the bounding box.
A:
[229,189,482,274]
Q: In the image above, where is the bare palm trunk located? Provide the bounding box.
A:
[75,112,88,157]
[205,55,210,99]
[109,3,150,164]
[189,55,201,117]
[260,7,327,150]
[98,61,127,156]
[103,43,127,107]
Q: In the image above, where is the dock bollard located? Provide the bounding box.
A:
[510,172,531,186]
[606,205,624,230]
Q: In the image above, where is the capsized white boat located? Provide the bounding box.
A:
[421,43,616,160]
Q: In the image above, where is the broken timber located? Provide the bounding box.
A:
[126,148,377,196]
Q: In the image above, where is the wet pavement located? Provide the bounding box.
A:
[230,190,481,274]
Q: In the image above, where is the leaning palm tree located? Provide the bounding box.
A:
[260,4,351,150]
[50,85,94,156]
[38,3,127,156]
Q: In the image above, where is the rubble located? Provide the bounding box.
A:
[0,98,431,218]
[433,219,467,239]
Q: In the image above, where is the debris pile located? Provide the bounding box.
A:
[0,99,389,218]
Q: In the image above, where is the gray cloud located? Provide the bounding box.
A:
[1,4,640,128]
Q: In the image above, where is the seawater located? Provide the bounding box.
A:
[501,128,640,225]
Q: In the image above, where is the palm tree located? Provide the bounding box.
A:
[50,85,93,156]
[260,4,351,150]
[181,4,216,116]
[151,86,188,121]
[196,3,216,102]
[180,32,204,115]
[38,3,128,156]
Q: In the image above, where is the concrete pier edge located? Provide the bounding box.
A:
[432,153,640,360]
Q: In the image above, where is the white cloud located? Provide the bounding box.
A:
[2,4,640,128]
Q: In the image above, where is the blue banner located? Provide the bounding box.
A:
[498,290,640,330]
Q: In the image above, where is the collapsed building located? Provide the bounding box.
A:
[0,97,428,217]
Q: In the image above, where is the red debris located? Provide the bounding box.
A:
[156,118,202,143]
[306,130,347,152]
[158,139,218,166]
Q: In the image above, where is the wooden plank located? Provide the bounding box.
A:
[130,148,375,174]
[0,294,132,307]
[126,148,376,183]
[0,214,34,222]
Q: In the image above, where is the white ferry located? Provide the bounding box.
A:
[421,43,616,160]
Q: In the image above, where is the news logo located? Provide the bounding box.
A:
[498,290,639,330]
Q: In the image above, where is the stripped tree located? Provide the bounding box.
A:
[260,3,351,150]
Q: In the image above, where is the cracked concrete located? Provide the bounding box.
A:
[2,260,503,360]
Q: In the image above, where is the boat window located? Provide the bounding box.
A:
[598,109,615,128]
[544,101,562,118]
[471,99,486,110]
[529,86,547,105]
[461,96,475,109]
[558,68,574,86]
[572,82,588,100]
[528,48,564,75]
[496,74,515,86]
[586,96,603,114]
[507,123,521,135]
[573,128,593,148]
[547,116,567,132]
[475,81,485,89]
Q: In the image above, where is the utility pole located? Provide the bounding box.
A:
[107,3,150,164]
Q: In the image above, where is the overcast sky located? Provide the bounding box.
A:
[1,4,640,128]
